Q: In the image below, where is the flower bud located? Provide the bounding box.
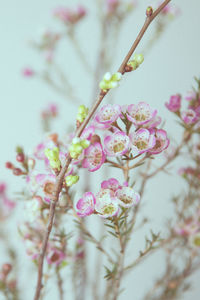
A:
[146,6,153,17]
[2,263,12,276]
[44,147,61,170]
[99,72,122,91]
[5,162,13,169]
[13,168,23,176]
[65,175,79,187]
[76,105,89,123]
[133,53,144,65]
[16,153,25,163]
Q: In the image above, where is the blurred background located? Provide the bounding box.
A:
[0,0,200,299]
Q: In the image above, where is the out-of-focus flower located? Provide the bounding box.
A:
[165,94,181,112]
[181,109,197,125]
[53,5,86,25]
[46,248,66,266]
[41,103,58,120]
[0,182,16,219]
[189,232,200,249]
[22,67,35,77]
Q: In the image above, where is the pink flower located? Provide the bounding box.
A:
[53,5,86,25]
[148,129,170,155]
[115,187,140,208]
[143,115,162,129]
[46,248,66,266]
[185,91,197,102]
[0,183,16,218]
[95,193,119,218]
[22,67,34,77]
[104,131,130,157]
[94,104,121,129]
[165,94,181,112]
[82,142,105,172]
[81,126,95,141]
[101,178,120,192]
[41,103,58,119]
[76,192,96,217]
[106,0,120,14]
[174,218,199,237]
[181,109,197,125]
[0,183,6,194]
[161,3,180,17]
[129,128,155,155]
[127,102,157,127]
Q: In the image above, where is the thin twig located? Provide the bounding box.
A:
[56,268,64,300]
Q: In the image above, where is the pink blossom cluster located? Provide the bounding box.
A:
[160,2,180,18]
[85,102,169,165]
[53,5,86,25]
[0,183,15,220]
[75,178,140,218]
[178,166,200,181]
[165,89,200,129]
[31,29,61,62]
[41,103,58,120]
[174,212,200,249]
[0,263,17,292]
[105,0,136,17]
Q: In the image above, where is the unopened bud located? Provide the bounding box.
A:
[5,162,13,169]
[16,153,25,163]
[2,263,12,276]
[146,6,153,17]
[91,135,101,144]
[13,168,23,176]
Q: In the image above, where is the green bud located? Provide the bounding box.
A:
[65,175,79,187]
[77,105,89,123]
[128,60,138,70]
[111,72,122,82]
[76,113,84,123]
[70,151,79,159]
[99,80,108,90]
[99,72,122,91]
[133,54,144,65]
[80,139,90,149]
[73,144,83,154]
[44,147,61,170]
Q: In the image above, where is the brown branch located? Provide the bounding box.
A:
[33,1,172,298]
[56,268,64,300]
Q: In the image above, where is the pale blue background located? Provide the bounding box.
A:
[0,0,200,299]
